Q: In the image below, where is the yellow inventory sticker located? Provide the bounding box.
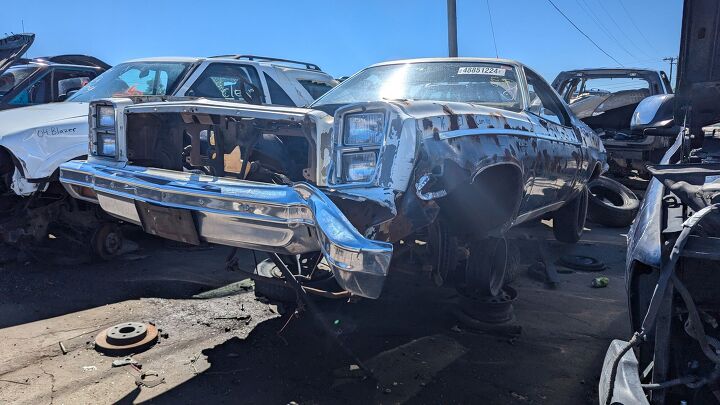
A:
[457,66,506,75]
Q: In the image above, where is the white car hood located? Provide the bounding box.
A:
[0,102,90,182]
[0,102,88,137]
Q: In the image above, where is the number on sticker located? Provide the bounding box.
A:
[458,66,506,75]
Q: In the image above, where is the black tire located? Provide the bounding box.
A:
[462,238,508,297]
[587,176,639,228]
[427,219,460,287]
[552,187,589,244]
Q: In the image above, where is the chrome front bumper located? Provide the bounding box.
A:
[60,161,393,299]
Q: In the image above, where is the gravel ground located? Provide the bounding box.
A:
[0,223,629,404]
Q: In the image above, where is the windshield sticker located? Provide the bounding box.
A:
[458,67,506,76]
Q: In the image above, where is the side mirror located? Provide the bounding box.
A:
[630,94,675,135]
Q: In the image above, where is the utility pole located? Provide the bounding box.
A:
[447,0,458,57]
[663,56,678,84]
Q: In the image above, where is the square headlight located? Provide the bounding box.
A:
[97,105,115,128]
[341,151,377,182]
[343,112,385,145]
[97,132,117,157]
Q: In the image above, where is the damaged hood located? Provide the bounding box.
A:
[0,33,34,75]
[384,100,532,132]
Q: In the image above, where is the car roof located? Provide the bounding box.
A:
[10,61,105,70]
[370,57,525,68]
[559,68,661,74]
[123,56,330,73]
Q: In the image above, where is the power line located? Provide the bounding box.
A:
[617,0,661,54]
[546,0,623,66]
[594,0,653,60]
[575,0,635,61]
[485,0,499,58]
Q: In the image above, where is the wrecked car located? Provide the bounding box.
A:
[0,33,109,110]
[599,0,720,403]
[553,68,674,180]
[0,55,336,258]
[60,58,605,299]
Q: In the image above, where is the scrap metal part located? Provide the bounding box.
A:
[95,322,159,355]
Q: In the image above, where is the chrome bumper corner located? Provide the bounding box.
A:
[60,161,392,299]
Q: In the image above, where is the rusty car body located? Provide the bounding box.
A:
[59,58,605,299]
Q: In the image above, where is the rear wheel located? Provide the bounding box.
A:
[552,187,588,243]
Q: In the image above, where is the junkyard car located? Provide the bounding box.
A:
[0,33,109,111]
[599,1,720,402]
[60,58,605,298]
[553,68,674,179]
[0,55,336,256]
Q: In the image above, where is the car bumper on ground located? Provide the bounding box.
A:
[59,160,393,299]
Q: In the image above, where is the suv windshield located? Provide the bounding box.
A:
[68,61,191,102]
[0,66,37,98]
[312,62,522,110]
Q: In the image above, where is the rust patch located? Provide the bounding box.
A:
[441,105,460,131]
[466,114,478,129]
[422,118,434,130]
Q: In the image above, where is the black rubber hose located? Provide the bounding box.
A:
[605,332,642,405]
[605,204,720,405]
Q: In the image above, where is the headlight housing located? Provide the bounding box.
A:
[342,151,377,182]
[97,106,116,129]
[91,103,117,158]
[334,111,386,184]
[343,112,384,145]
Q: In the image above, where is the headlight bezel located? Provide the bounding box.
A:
[91,102,118,158]
[333,110,387,185]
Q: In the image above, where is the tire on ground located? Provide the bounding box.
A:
[462,238,508,297]
[552,187,589,243]
[586,176,640,228]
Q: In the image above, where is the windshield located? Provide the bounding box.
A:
[0,66,37,98]
[312,62,522,110]
[559,75,654,119]
[68,61,191,102]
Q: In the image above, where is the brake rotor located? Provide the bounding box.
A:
[95,322,158,355]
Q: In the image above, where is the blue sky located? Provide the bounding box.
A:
[2,0,683,83]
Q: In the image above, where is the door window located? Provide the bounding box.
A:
[52,69,95,101]
[187,63,264,104]
[524,68,569,126]
[263,73,295,106]
[9,72,50,105]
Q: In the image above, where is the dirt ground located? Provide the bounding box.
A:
[0,222,629,405]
